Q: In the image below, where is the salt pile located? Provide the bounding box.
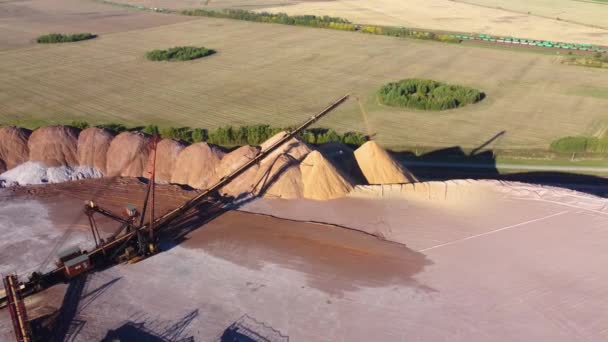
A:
[260,131,311,161]
[318,142,365,184]
[171,142,224,189]
[106,131,150,177]
[214,145,260,196]
[0,127,31,171]
[148,138,186,183]
[0,161,102,187]
[28,125,79,167]
[300,151,353,200]
[354,141,416,184]
[254,154,303,199]
[77,127,115,175]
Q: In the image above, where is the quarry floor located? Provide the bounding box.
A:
[0,178,607,341]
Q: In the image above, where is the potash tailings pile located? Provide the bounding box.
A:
[0,125,416,200]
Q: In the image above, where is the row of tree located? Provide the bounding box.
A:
[71,121,367,147]
[37,33,96,44]
[181,9,463,44]
[182,9,350,28]
[377,79,484,111]
[145,46,216,61]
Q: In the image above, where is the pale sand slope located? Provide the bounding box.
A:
[258,0,608,45]
[1,180,607,340]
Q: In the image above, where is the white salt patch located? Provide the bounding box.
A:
[0,161,102,187]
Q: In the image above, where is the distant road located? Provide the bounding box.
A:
[401,161,608,173]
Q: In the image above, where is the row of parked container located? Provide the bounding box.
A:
[453,34,606,53]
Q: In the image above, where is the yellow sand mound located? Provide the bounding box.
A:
[300,151,353,200]
[354,141,416,184]
[77,127,115,175]
[0,126,31,170]
[213,145,261,196]
[106,132,151,177]
[253,154,303,199]
[171,143,225,189]
[260,131,311,161]
[147,138,186,183]
[28,125,79,167]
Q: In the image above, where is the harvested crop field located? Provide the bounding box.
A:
[0,0,195,50]
[253,0,608,46]
[1,15,608,150]
[117,0,608,45]
[1,179,607,341]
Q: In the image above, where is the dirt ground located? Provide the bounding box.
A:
[1,14,608,150]
[1,178,607,341]
[0,0,195,50]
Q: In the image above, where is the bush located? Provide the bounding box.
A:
[191,128,208,143]
[96,123,128,133]
[146,46,216,61]
[161,127,195,142]
[70,120,90,130]
[377,79,484,110]
[37,33,96,44]
[143,124,159,135]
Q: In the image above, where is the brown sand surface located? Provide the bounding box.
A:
[77,127,115,174]
[170,142,224,189]
[354,140,416,184]
[28,125,79,167]
[4,177,196,231]
[300,150,353,200]
[105,131,151,178]
[0,0,195,50]
[147,138,186,183]
[1,179,608,341]
[0,126,30,170]
[182,210,430,294]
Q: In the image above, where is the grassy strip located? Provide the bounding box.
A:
[377,79,484,110]
[37,33,96,43]
[562,53,608,69]
[146,46,216,61]
[71,121,367,147]
[550,136,608,153]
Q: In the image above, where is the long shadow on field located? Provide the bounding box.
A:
[392,132,608,198]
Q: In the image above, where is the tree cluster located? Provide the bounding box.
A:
[377,79,484,110]
[146,46,216,61]
[37,33,96,44]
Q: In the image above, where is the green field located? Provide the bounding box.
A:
[1,7,608,153]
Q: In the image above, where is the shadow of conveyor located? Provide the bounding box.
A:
[392,131,608,198]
